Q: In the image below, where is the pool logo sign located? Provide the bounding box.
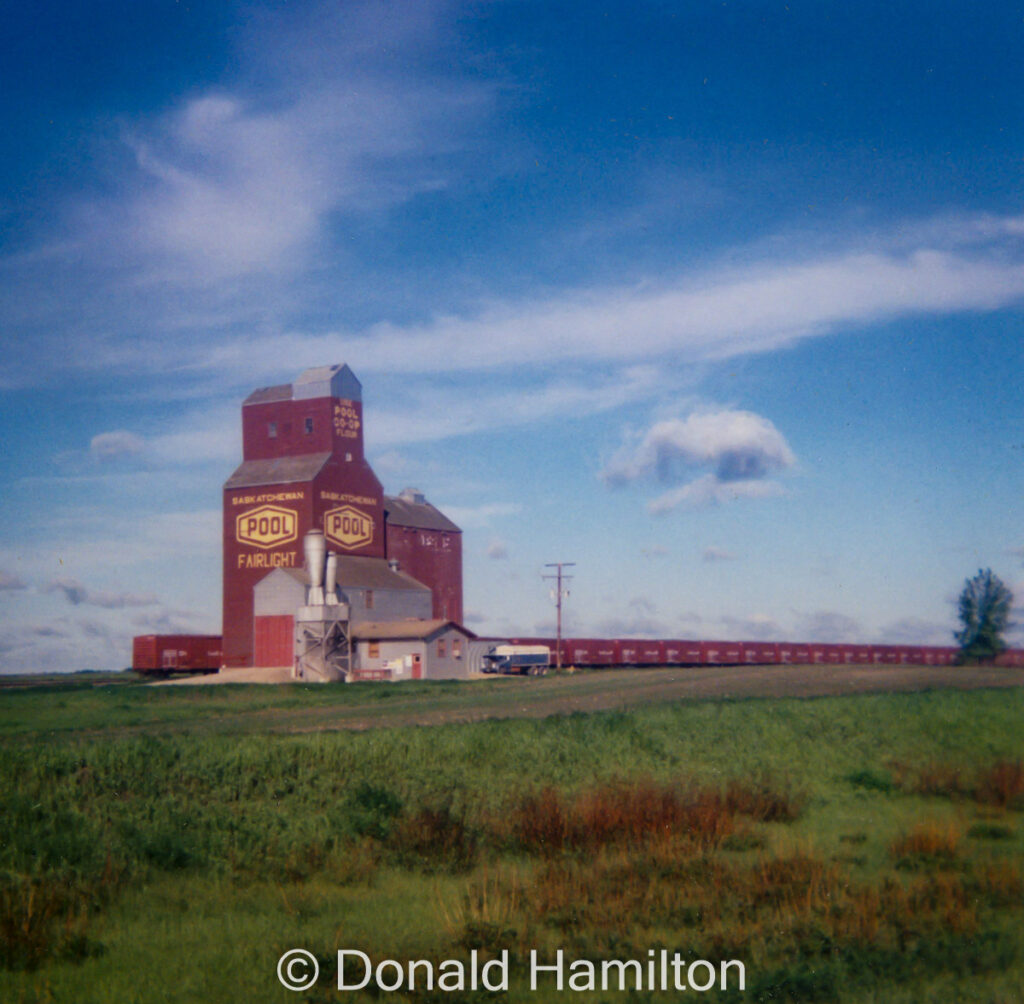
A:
[324,505,374,550]
[236,505,298,549]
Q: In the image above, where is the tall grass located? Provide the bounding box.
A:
[0,684,1022,1001]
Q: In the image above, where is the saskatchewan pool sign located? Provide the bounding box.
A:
[324,505,374,550]
[236,505,299,549]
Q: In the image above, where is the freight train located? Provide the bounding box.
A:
[507,637,1024,668]
[131,631,1024,677]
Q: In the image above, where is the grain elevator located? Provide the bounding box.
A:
[222,364,463,670]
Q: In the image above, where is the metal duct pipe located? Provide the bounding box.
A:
[304,529,326,606]
[325,551,338,602]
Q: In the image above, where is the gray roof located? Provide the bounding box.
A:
[335,555,429,591]
[352,619,475,641]
[243,383,293,406]
[384,494,461,533]
[242,364,362,406]
[293,363,361,402]
[224,453,331,489]
[259,557,428,593]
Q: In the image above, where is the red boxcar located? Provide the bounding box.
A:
[564,639,593,665]
[566,639,613,666]
[996,650,1024,667]
[635,640,666,665]
[665,640,703,664]
[132,635,222,675]
[740,642,779,664]
[701,640,742,664]
[618,640,640,665]
[700,641,723,665]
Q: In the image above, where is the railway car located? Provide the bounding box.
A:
[665,640,703,664]
[565,638,608,666]
[635,640,666,665]
[700,640,743,664]
[741,642,779,664]
[132,635,222,676]
[618,640,640,665]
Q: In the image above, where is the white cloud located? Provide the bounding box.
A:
[147,404,240,465]
[0,570,27,592]
[11,206,1023,401]
[128,606,216,636]
[118,77,481,281]
[602,408,796,513]
[647,479,787,514]
[486,539,509,560]
[875,616,952,646]
[367,366,667,447]
[592,614,672,638]
[715,613,785,641]
[604,410,796,485]
[90,430,146,461]
[203,235,1024,381]
[441,502,522,528]
[794,610,863,643]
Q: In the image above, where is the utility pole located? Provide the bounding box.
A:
[542,562,575,671]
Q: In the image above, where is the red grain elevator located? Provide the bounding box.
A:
[223,364,462,669]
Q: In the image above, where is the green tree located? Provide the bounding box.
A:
[955,568,1013,664]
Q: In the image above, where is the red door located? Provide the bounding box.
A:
[412,654,422,680]
[254,615,294,667]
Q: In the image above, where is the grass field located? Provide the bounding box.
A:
[1,671,1022,1002]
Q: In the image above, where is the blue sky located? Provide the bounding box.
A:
[1,0,1022,671]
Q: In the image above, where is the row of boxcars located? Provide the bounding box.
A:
[509,638,1024,668]
[132,631,1024,676]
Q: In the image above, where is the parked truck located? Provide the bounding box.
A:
[482,644,551,675]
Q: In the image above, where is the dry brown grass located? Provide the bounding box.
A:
[976,760,1024,808]
[890,820,960,864]
[893,758,1024,808]
[500,775,803,857]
